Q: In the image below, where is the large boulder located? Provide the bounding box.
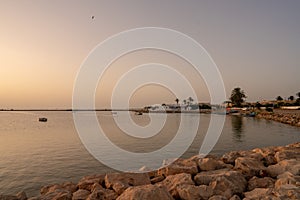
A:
[156,173,194,199]
[116,185,173,200]
[234,157,266,178]
[177,184,213,200]
[158,158,198,176]
[105,173,150,195]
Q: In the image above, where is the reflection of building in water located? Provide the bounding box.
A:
[231,116,244,142]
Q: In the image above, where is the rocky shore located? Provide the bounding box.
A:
[256,110,300,127]
[1,142,300,200]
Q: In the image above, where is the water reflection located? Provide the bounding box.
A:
[231,116,244,142]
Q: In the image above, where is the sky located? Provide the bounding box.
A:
[1,0,300,109]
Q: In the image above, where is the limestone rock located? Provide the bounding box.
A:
[273,184,300,199]
[177,184,213,200]
[244,188,273,199]
[72,189,90,200]
[274,150,300,162]
[221,151,242,165]
[229,195,241,200]
[87,183,117,200]
[209,177,240,199]
[156,173,194,198]
[198,158,229,171]
[0,195,19,200]
[40,182,77,195]
[194,168,246,194]
[77,174,105,191]
[247,176,275,191]
[267,159,300,178]
[208,195,227,200]
[150,175,164,184]
[234,157,266,178]
[158,158,198,176]
[16,191,27,200]
[105,173,150,195]
[116,185,173,200]
[194,168,231,185]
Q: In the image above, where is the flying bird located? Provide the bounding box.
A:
[91,16,95,19]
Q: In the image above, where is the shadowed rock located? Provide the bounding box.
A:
[156,173,194,198]
[116,185,173,200]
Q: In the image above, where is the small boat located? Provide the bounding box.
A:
[39,117,47,122]
[135,111,143,115]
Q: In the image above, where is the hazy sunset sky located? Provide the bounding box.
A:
[1,1,300,108]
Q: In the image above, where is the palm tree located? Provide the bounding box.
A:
[230,87,247,107]
[183,99,187,105]
[188,97,194,105]
[175,98,179,105]
[276,96,283,101]
[288,96,294,101]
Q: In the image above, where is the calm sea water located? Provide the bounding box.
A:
[0,111,299,196]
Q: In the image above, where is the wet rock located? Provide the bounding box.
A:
[77,174,105,191]
[198,158,230,171]
[158,158,198,176]
[116,185,173,200]
[72,189,90,200]
[247,176,275,191]
[177,184,213,200]
[234,157,266,178]
[105,173,150,195]
[156,173,194,198]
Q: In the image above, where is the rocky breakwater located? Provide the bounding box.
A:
[1,142,300,200]
[256,110,300,127]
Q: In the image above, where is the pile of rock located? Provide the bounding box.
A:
[256,111,300,127]
[1,142,300,200]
